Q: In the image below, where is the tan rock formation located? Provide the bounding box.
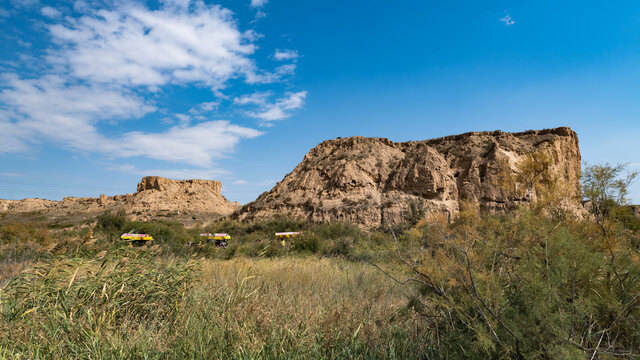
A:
[127,176,234,214]
[234,127,581,227]
[0,198,58,213]
[0,176,238,225]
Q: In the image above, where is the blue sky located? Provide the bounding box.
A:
[1,0,639,204]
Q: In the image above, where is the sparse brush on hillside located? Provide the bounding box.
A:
[2,211,392,265]
[0,222,98,285]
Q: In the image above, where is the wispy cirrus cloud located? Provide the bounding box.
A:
[197,101,219,112]
[500,13,515,26]
[9,0,39,9]
[0,74,262,167]
[245,91,308,124]
[274,49,299,61]
[0,74,155,153]
[234,91,272,106]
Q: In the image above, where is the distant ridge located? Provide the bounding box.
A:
[0,176,239,225]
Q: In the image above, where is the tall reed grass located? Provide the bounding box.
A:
[0,255,428,359]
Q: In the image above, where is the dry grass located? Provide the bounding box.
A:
[0,255,429,359]
[189,258,425,356]
[170,257,429,358]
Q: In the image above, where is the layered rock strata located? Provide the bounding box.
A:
[235,127,581,227]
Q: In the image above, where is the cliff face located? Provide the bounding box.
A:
[123,176,232,213]
[0,176,238,224]
[235,127,581,227]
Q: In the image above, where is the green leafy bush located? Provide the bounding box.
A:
[96,210,127,236]
[324,237,352,257]
[292,233,321,253]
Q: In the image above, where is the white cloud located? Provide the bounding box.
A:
[274,49,298,61]
[246,91,307,123]
[241,63,297,85]
[243,29,264,42]
[115,121,263,167]
[1,75,151,121]
[176,113,191,127]
[500,14,515,26]
[233,91,271,105]
[0,74,155,152]
[198,101,219,112]
[188,101,220,115]
[0,172,21,177]
[250,0,268,8]
[276,64,296,76]
[0,75,263,167]
[72,0,91,13]
[145,168,230,179]
[10,0,39,8]
[17,40,32,48]
[252,10,266,22]
[0,0,305,169]
[230,178,277,187]
[47,1,259,89]
[0,115,30,153]
[41,6,61,18]
[0,9,11,18]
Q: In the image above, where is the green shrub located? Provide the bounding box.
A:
[293,233,321,253]
[613,206,640,232]
[46,222,73,229]
[405,198,424,225]
[313,222,362,240]
[325,237,352,257]
[96,210,127,236]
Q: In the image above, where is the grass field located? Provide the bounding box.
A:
[1,203,640,359]
[0,252,428,359]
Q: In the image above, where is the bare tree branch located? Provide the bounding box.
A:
[463,248,522,344]
[387,223,448,298]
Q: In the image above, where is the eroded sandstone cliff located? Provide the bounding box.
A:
[0,176,238,224]
[234,127,581,227]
